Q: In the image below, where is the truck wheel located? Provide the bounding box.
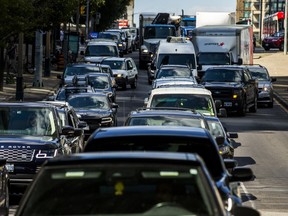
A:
[238,100,246,116]
[249,97,257,113]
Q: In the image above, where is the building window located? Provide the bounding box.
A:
[244,1,251,9]
[244,11,251,18]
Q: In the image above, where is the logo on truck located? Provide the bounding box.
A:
[204,42,225,46]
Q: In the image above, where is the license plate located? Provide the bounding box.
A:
[5,163,14,173]
[224,102,232,107]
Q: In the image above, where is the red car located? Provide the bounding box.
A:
[262,31,284,51]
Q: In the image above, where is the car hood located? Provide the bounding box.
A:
[263,36,282,41]
[113,69,127,75]
[84,56,109,63]
[202,82,242,88]
[0,136,59,149]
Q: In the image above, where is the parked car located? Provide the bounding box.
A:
[84,126,255,211]
[13,152,259,216]
[246,64,276,107]
[101,57,138,90]
[201,65,258,116]
[0,102,79,193]
[66,93,119,139]
[86,72,117,102]
[262,31,284,51]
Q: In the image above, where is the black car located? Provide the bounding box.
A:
[0,102,79,193]
[201,65,258,116]
[66,93,119,139]
[38,101,88,153]
[84,126,254,211]
[14,152,259,216]
[86,72,117,102]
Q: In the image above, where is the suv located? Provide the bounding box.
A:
[0,102,79,192]
[201,65,258,116]
[144,86,226,117]
[262,31,284,51]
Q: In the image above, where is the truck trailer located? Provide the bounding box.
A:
[191,25,254,78]
[196,11,236,28]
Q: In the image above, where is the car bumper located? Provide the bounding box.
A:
[216,99,245,112]
[258,91,273,103]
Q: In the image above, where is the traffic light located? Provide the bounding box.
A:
[80,5,86,15]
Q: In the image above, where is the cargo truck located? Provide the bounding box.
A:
[191,25,254,78]
[196,11,236,28]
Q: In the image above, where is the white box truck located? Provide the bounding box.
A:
[196,11,236,28]
[191,25,254,78]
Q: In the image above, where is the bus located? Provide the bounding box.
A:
[263,11,284,37]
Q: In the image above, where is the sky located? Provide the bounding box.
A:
[133,0,236,27]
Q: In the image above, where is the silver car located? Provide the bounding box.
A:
[247,65,276,108]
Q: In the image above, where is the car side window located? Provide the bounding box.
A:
[243,70,250,82]
[127,60,133,70]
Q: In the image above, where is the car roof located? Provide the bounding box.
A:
[101,57,130,62]
[150,86,212,95]
[67,92,108,98]
[159,64,191,69]
[42,151,203,167]
[0,102,56,108]
[87,41,118,46]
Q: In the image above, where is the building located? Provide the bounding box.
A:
[236,0,286,41]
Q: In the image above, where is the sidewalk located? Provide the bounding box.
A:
[0,70,62,102]
[253,50,288,109]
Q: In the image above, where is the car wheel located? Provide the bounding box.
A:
[280,43,284,51]
[268,101,274,108]
[131,77,137,89]
[249,97,257,113]
[122,79,127,90]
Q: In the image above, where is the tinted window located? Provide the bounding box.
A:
[157,54,196,69]
[156,68,192,79]
[144,26,176,39]
[64,66,101,77]
[249,68,269,81]
[85,45,118,57]
[203,69,243,82]
[198,53,231,65]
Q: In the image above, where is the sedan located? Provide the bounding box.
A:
[66,93,118,139]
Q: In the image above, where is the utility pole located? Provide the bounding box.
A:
[34,30,43,87]
[85,0,90,40]
[284,0,288,54]
[16,32,24,101]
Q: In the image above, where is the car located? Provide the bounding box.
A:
[38,101,88,153]
[155,64,195,80]
[84,126,255,211]
[152,77,198,89]
[0,102,79,193]
[262,31,284,51]
[204,116,237,159]
[144,86,226,117]
[101,57,138,90]
[57,63,103,87]
[13,152,260,216]
[246,64,276,107]
[200,65,258,116]
[66,93,119,139]
[125,107,209,128]
[86,72,117,102]
[84,40,120,63]
[106,28,132,54]
[96,31,126,55]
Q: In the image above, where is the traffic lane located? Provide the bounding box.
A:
[221,103,288,214]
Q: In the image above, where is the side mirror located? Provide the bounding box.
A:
[215,136,225,145]
[112,103,119,109]
[271,77,277,82]
[215,100,222,109]
[78,121,88,129]
[227,132,238,139]
[218,108,227,117]
[197,64,202,70]
[74,128,84,137]
[237,58,243,65]
[61,125,76,136]
[230,167,254,182]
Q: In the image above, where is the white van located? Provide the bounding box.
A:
[147,36,198,84]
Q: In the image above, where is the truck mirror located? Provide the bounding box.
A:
[237,58,243,65]
[197,64,202,70]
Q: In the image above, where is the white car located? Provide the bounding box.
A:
[144,86,225,117]
[101,57,138,90]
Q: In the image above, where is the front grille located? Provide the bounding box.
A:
[207,88,233,99]
[0,149,35,162]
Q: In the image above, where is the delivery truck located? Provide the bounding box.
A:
[191,24,254,78]
[196,11,236,28]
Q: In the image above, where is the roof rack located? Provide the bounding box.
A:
[157,83,205,89]
[135,107,198,113]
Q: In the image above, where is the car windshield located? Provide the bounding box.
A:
[67,96,109,110]
[198,53,231,65]
[157,54,196,69]
[150,94,215,116]
[85,45,118,57]
[64,66,101,76]
[144,26,176,39]
[56,88,91,101]
[19,163,215,215]
[88,76,109,90]
[0,107,57,136]
[97,32,119,41]
[203,69,243,82]
[156,68,192,79]
[249,68,269,81]
[127,116,207,128]
[101,60,125,70]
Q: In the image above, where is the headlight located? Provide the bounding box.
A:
[232,89,242,99]
[219,146,229,155]
[101,117,113,124]
[262,85,271,92]
[118,44,123,47]
[36,149,57,159]
[117,74,123,77]
[142,49,148,53]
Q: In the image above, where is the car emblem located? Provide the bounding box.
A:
[214,91,221,94]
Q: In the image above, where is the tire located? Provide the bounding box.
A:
[249,97,257,113]
[122,79,127,90]
[280,43,284,51]
[238,100,246,116]
[131,77,137,89]
[268,101,274,108]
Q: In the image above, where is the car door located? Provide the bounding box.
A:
[126,59,135,81]
[243,69,254,104]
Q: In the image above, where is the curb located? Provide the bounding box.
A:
[274,91,288,110]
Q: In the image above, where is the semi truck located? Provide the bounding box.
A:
[191,24,254,78]
[138,13,177,69]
